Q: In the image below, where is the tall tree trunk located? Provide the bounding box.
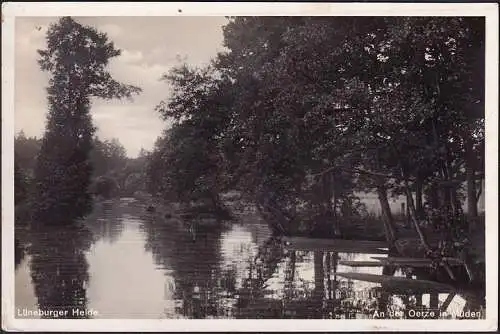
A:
[332,189,338,232]
[444,160,459,217]
[427,182,439,211]
[331,173,342,236]
[376,179,397,246]
[403,179,431,251]
[440,162,451,212]
[415,174,423,218]
[323,172,337,235]
[466,139,478,217]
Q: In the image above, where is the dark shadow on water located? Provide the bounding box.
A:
[15,203,31,271]
[15,238,26,270]
[27,218,94,319]
[142,214,237,318]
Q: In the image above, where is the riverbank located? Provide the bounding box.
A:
[120,191,485,271]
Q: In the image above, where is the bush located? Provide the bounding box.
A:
[91,176,119,199]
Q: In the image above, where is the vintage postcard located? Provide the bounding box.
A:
[2,2,498,332]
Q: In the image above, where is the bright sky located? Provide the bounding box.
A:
[15,16,228,157]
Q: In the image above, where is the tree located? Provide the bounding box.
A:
[216,17,385,235]
[149,64,232,209]
[33,17,141,224]
[89,136,128,178]
[366,17,485,253]
[14,156,27,206]
[217,16,484,250]
[15,131,42,178]
[146,17,484,260]
[91,175,119,199]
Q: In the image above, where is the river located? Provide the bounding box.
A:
[15,197,482,319]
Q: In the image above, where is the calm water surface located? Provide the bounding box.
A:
[15,198,481,319]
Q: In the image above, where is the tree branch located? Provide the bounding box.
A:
[398,163,433,252]
[352,167,395,179]
[310,165,337,178]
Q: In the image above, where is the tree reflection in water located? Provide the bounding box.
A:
[142,216,237,318]
[15,238,26,270]
[233,246,417,319]
[141,212,485,319]
[84,199,126,244]
[16,199,485,320]
[28,220,94,319]
[138,206,484,320]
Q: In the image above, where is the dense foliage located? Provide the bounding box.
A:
[147,65,233,209]
[147,17,485,254]
[32,17,141,224]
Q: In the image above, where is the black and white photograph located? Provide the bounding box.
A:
[2,2,498,332]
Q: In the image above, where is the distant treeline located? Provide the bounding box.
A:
[14,131,147,210]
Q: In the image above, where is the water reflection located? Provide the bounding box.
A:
[15,199,485,319]
[230,243,485,320]
[28,222,93,318]
[15,238,25,270]
[85,199,126,244]
[141,215,237,318]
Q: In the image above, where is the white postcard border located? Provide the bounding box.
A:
[2,2,498,332]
